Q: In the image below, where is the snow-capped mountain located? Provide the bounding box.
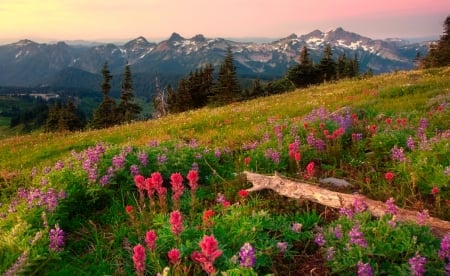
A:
[0,28,429,92]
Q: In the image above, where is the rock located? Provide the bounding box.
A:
[319,177,352,188]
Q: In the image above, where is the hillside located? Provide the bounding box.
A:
[0,67,449,275]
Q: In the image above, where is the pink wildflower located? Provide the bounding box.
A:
[431,187,439,196]
[168,248,181,265]
[132,244,146,275]
[384,172,395,182]
[134,175,145,191]
[238,189,249,198]
[186,170,199,191]
[145,230,157,251]
[169,210,183,236]
[191,235,222,274]
[170,172,184,201]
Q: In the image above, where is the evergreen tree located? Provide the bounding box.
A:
[92,62,116,129]
[117,64,142,123]
[319,44,337,82]
[210,47,240,105]
[421,15,450,68]
[45,103,61,132]
[286,46,320,87]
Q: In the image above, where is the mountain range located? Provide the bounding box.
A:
[0,28,430,98]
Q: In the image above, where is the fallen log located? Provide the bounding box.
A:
[243,171,450,237]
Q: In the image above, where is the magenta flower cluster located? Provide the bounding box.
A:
[49,224,65,252]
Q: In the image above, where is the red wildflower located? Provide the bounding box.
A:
[294,151,301,162]
[385,117,392,125]
[125,205,133,214]
[169,210,183,236]
[238,189,249,198]
[191,235,222,274]
[170,172,184,201]
[203,209,215,227]
[168,248,181,265]
[132,244,146,275]
[145,230,157,251]
[150,172,164,189]
[305,161,315,179]
[303,122,308,129]
[222,201,230,207]
[384,172,395,182]
[134,175,145,191]
[186,170,199,191]
[244,156,251,166]
[431,187,439,196]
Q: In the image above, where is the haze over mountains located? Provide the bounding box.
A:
[0,27,430,98]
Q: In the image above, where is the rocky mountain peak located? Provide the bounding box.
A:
[168,32,185,42]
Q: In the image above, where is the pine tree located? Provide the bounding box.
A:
[286,46,320,87]
[92,62,117,129]
[117,64,141,123]
[211,47,240,105]
[421,15,450,68]
[319,44,337,82]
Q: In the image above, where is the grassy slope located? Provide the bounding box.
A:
[0,67,449,178]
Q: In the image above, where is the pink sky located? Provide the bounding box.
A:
[0,0,449,44]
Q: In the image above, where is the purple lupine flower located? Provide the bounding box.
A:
[262,132,270,142]
[339,207,354,219]
[130,165,140,176]
[242,141,259,151]
[333,224,343,239]
[43,167,51,174]
[444,166,450,176]
[43,188,59,211]
[264,148,280,164]
[407,136,415,150]
[326,247,336,261]
[353,198,368,213]
[349,225,367,248]
[87,167,97,183]
[40,178,49,186]
[391,145,406,162]
[417,118,428,142]
[332,112,353,130]
[352,133,363,142]
[194,152,203,159]
[291,223,302,233]
[417,209,430,226]
[54,160,64,171]
[49,224,65,252]
[357,261,373,276]
[276,242,288,253]
[188,139,198,148]
[385,197,398,215]
[148,139,159,147]
[112,154,126,170]
[99,175,110,186]
[214,148,222,159]
[58,190,67,200]
[239,243,256,268]
[408,254,426,276]
[138,152,148,167]
[314,233,326,247]
[438,234,450,260]
[157,154,167,164]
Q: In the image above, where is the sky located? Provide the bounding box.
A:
[0,0,449,44]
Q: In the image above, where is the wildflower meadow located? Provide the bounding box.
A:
[0,67,450,275]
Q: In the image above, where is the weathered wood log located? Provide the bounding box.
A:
[244,171,450,237]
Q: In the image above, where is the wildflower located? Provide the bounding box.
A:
[125,205,133,214]
[168,248,181,265]
[431,187,439,196]
[130,164,140,176]
[353,198,368,213]
[388,217,397,228]
[339,207,354,219]
[49,224,65,252]
[391,145,406,162]
[202,209,215,228]
[349,225,367,248]
[407,136,415,150]
[186,170,199,191]
[169,211,183,236]
[54,160,64,170]
[138,152,148,167]
[314,233,326,247]
[238,189,249,198]
[357,261,373,276]
[385,197,398,215]
[216,193,226,204]
[408,254,426,276]
[438,234,450,260]
[385,117,392,125]
[145,230,157,251]
[291,223,302,233]
[326,247,336,261]
[132,244,146,275]
[112,154,126,170]
[134,175,146,191]
[352,132,363,142]
[384,172,395,182]
[277,242,288,253]
[239,243,256,268]
[333,224,343,239]
[417,209,430,226]
[214,148,222,159]
[244,156,251,166]
[170,172,184,201]
[191,235,222,274]
[157,154,167,164]
[305,161,315,179]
